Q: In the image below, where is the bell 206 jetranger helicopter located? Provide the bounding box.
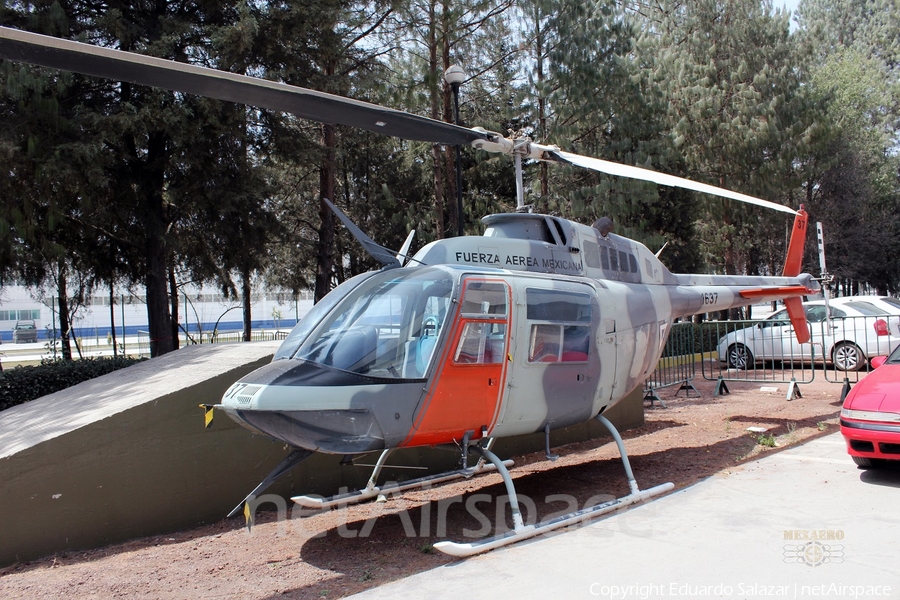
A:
[0,26,820,556]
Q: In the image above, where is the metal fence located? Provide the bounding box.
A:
[696,315,899,400]
[189,330,290,345]
[644,322,698,407]
[137,330,150,357]
[700,319,816,389]
[813,316,896,383]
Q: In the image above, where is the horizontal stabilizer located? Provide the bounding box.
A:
[739,286,811,300]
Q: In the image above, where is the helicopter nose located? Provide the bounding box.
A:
[219,360,424,454]
[229,403,386,453]
[220,379,387,453]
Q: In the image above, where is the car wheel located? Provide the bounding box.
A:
[832,342,864,371]
[727,344,752,369]
[852,456,883,469]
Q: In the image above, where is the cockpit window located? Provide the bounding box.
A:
[452,279,509,365]
[273,272,375,361]
[291,267,453,379]
[460,281,507,316]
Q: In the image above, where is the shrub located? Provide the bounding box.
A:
[0,357,145,412]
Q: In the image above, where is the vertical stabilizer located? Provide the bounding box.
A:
[782,206,810,343]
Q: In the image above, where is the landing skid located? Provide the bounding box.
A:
[433,414,674,557]
[292,440,513,510]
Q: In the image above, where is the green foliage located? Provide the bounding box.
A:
[642,0,809,280]
[755,432,777,447]
[2,0,898,317]
[796,0,900,293]
[0,357,145,412]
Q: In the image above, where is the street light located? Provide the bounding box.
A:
[444,64,466,237]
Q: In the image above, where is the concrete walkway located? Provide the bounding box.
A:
[352,433,899,600]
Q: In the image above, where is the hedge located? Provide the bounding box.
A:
[0,356,145,412]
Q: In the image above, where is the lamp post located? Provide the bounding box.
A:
[444,64,466,237]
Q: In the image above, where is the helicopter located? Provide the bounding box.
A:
[0,26,820,556]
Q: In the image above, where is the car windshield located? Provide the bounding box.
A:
[842,301,887,316]
[887,344,900,364]
[291,267,454,378]
[880,297,900,310]
[760,309,789,327]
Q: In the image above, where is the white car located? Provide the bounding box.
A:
[717,299,898,371]
[848,295,900,315]
[845,296,900,337]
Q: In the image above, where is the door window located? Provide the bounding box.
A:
[452,280,509,365]
[525,288,592,363]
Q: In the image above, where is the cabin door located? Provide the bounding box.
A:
[402,278,511,447]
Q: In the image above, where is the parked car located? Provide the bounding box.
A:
[717,299,897,371]
[849,295,900,315]
[12,320,38,343]
[840,343,900,467]
[848,296,900,339]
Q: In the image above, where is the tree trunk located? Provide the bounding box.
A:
[534,7,548,199]
[441,0,457,235]
[109,280,117,357]
[57,265,72,361]
[314,122,337,302]
[168,264,180,350]
[242,265,252,342]
[144,131,175,357]
[429,0,446,238]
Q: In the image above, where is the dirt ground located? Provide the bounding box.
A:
[0,375,848,599]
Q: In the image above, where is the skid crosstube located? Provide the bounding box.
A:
[433,414,675,557]
[291,440,513,509]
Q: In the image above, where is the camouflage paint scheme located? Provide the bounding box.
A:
[220,212,818,454]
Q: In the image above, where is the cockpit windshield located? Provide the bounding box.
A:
[291,267,454,379]
[273,272,375,361]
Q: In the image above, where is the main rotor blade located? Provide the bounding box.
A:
[0,27,488,146]
[552,150,798,215]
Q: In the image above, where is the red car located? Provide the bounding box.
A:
[840,343,900,467]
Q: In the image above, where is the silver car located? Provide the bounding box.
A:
[717,299,898,371]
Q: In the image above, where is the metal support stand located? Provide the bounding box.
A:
[786,378,803,401]
[840,377,852,402]
[433,415,674,557]
[714,376,730,396]
[675,379,700,398]
[544,423,559,461]
[643,387,666,408]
